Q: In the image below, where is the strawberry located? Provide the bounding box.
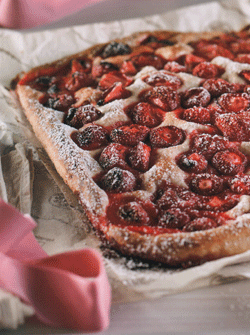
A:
[202,78,233,97]
[211,149,247,175]
[240,70,250,82]
[177,152,208,173]
[192,62,225,79]
[143,71,183,90]
[181,87,211,108]
[149,126,185,148]
[218,93,250,113]
[142,86,180,111]
[194,43,234,61]
[234,54,250,64]
[184,54,206,71]
[110,124,149,146]
[181,107,211,124]
[128,142,151,172]
[164,61,187,73]
[120,60,137,75]
[183,217,218,232]
[131,52,164,70]
[103,82,131,104]
[230,175,250,194]
[98,71,133,90]
[99,143,128,170]
[65,72,95,91]
[131,102,163,128]
[189,173,224,196]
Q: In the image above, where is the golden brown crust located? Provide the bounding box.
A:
[15,28,250,267]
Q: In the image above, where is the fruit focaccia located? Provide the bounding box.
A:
[14,26,250,267]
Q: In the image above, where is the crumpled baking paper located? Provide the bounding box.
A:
[1,0,250,329]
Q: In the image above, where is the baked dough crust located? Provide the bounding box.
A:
[16,29,250,267]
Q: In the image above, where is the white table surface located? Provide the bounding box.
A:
[3,0,250,334]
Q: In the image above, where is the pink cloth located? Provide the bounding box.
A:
[0,198,111,331]
[0,0,104,29]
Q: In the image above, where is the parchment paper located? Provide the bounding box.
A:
[1,0,250,329]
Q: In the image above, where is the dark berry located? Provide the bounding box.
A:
[118,202,150,225]
[101,42,131,58]
[101,167,136,192]
[65,104,103,129]
[158,208,190,229]
[72,124,108,150]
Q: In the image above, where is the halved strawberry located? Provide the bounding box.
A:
[103,82,131,104]
[120,60,137,75]
[110,124,149,146]
[131,102,163,128]
[128,142,151,172]
[98,71,133,90]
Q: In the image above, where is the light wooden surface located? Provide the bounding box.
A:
[4,1,250,334]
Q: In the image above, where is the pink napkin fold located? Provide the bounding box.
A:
[0,198,111,332]
[0,0,104,29]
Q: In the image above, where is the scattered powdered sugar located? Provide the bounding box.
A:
[177,72,203,92]
[212,56,250,84]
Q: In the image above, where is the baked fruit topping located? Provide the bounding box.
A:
[15,26,250,267]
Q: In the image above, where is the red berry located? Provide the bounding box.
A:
[202,78,233,97]
[240,70,250,83]
[189,173,224,196]
[192,62,224,79]
[99,143,128,170]
[110,124,149,146]
[181,107,211,124]
[91,61,118,78]
[215,112,250,141]
[234,54,250,64]
[65,72,95,91]
[150,126,185,148]
[101,167,136,192]
[103,82,131,104]
[118,202,150,225]
[71,59,91,74]
[45,93,74,111]
[218,93,250,113]
[143,71,183,90]
[164,61,187,73]
[212,149,247,175]
[131,102,163,128]
[177,152,208,173]
[128,142,151,172]
[156,188,179,211]
[230,175,250,194]
[195,43,234,61]
[71,124,108,150]
[231,40,250,54]
[131,52,164,70]
[98,71,132,90]
[158,208,190,229]
[120,60,137,76]
[142,86,180,111]
[184,54,206,70]
[181,87,211,109]
[65,104,103,129]
[183,217,218,232]
[192,133,230,159]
